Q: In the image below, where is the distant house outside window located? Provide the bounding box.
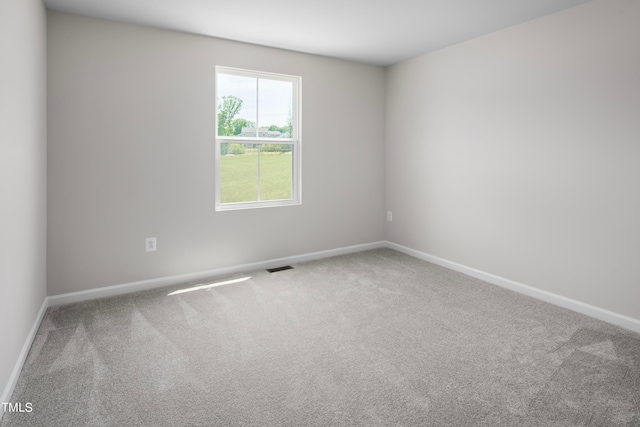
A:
[215,66,301,211]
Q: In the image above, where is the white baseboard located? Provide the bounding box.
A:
[48,241,387,307]
[1,297,48,406]
[385,241,640,334]
[47,239,640,334]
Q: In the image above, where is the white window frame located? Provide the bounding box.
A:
[215,66,302,211]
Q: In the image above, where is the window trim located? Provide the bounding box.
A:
[214,66,302,211]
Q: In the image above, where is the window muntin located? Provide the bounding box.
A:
[215,67,301,211]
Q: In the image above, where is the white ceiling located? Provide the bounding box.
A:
[43,0,591,66]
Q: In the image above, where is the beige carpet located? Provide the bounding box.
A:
[3,249,640,426]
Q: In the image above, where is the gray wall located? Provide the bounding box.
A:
[47,12,386,295]
[0,0,47,403]
[386,0,640,320]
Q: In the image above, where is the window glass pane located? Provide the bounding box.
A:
[219,143,258,203]
[215,67,300,210]
[217,74,257,137]
[260,145,293,201]
[258,79,293,138]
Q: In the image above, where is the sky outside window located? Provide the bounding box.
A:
[217,73,293,130]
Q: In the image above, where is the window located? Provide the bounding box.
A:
[215,66,301,211]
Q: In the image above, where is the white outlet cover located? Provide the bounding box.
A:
[146,237,157,252]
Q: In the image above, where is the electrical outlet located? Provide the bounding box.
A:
[387,211,393,222]
[146,237,157,252]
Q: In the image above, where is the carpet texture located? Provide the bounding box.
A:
[3,249,640,426]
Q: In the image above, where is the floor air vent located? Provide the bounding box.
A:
[266,265,294,273]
